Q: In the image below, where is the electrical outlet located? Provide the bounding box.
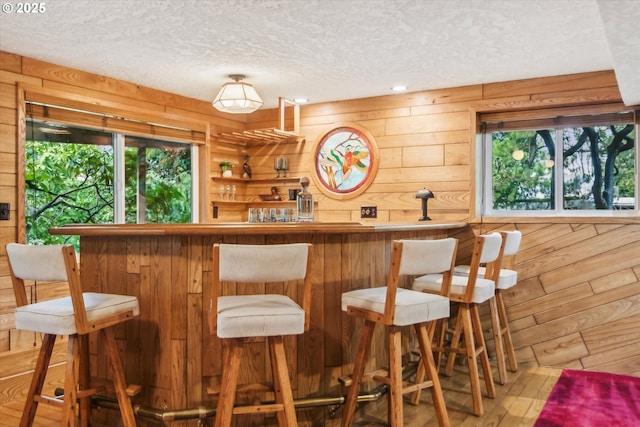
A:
[0,203,9,220]
[360,206,377,218]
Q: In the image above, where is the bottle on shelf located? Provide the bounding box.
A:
[296,177,314,222]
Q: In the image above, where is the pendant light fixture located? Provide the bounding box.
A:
[212,74,263,114]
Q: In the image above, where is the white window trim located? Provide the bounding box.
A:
[480,124,639,218]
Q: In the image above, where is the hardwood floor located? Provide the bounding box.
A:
[0,363,561,426]
[352,364,561,427]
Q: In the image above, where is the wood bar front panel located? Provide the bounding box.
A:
[77,227,450,426]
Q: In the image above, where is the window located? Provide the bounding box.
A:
[480,109,638,217]
[26,119,197,247]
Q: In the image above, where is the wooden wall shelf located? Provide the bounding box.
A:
[214,128,305,146]
[212,176,301,184]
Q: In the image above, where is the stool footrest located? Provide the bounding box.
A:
[340,367,390,387]
[126,384,142,397]
[34,394,64,407]
[402,380,434,395]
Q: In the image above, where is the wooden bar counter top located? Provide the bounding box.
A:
[50,221,466,426]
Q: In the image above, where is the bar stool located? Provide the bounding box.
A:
[6,243,140,427]
[341,238,458,427]
[412,233,502,416]
[452,230,523,383]
[208,243,313,427]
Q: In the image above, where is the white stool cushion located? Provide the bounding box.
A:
[217,294,305,338]
[453,265,518,289]
[15,292,140,335]
[341,287,449,326]
[413,274,495,304]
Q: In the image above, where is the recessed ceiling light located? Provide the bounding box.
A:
[294,98,309,104]
[391,85,407,92]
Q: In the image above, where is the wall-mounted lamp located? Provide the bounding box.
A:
[415,188,434,221]
[212,74,263,114]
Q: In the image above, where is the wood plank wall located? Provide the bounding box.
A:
[1,50,639,409]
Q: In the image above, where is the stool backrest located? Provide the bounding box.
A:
[211,243,313,331]
[382,238,458,324]
[456,233,502,303]
[6,243,91,333]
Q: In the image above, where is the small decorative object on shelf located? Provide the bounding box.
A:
[242,155,252,179]
[259,186,282,201]
[274,156,288,178]
[297,177,314,222]
[220,160,234,178]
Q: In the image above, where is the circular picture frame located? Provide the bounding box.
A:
[311,122,379,200]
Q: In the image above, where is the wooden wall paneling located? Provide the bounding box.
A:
[186,292,203,407]
[125,270,142,387]
[170,339,187,411]
[322,234,342,374]
[150,238,172,391]
[590,267,639,293]
[482,70,619,99]
[171,236,187,340]
[581,313,640,355]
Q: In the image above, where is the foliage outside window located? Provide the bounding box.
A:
[26,119,193,249]
[483,111,637,216]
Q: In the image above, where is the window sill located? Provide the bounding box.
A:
[470,215,640,224]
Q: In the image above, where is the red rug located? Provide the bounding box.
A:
[534,369,640,427]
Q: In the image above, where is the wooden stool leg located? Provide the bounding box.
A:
[445,310,464,376]
[102,328,136,427]
[409,356,425,406]
[341,320,375,427]
[62,334,80,427]
[496,290,518,372]
[471,304,495,399]
[415,323,450,427]
[269,336,298,427]
[459,305,484,416]
[489,296,507,385]
[20,333,56,427]
[215,339,242,427]
[388,326,403,427]
[409,318,445,406]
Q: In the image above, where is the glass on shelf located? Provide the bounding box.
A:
[274,157,282,178]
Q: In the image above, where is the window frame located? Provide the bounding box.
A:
[482,126,638,217]
[471,103,640,222]
[17,83,210,242]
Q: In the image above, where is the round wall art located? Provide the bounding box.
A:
[312,122,379,199]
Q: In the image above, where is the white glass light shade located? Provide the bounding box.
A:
[212,79,263,114]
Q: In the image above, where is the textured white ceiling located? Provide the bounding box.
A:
[1,0,638,109]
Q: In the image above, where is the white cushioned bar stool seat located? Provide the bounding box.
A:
[217,294,304,338]
[209,243,314,427]
[413,274,495,304]
[16,292,139,336]
[6,243,139,427]
[340,238,457,427]
[341,287,449,326]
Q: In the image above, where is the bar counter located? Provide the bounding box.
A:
[50,221,467,426]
